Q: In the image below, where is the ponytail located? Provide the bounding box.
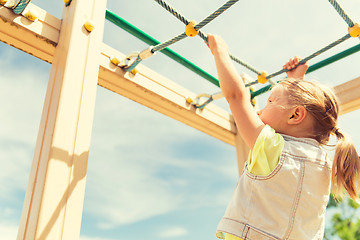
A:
[332,128,360,202]
[279,79,360,201]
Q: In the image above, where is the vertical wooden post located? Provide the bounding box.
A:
[235,132,249,176]
[234,73,252,176]
[17,0,107,239]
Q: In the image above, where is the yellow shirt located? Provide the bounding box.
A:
[223,125,284,240]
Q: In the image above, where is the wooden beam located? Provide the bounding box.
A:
[17,0,107,239]
[0,4,60,63]
[98,44,237,145]
[334,76,360,115]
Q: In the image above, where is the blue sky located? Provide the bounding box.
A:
[0,0,360,239]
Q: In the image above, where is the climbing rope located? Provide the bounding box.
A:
[153,0,190,26]
[123,0,244,71]
[121,0,264,78]
[154,0,262,77]
[230,54,262,76]
[195,0,239,30]
[13,0,31,14]
[154,0,239,32]
[327,0,360,40]
[267,33,351,79]
[153,33,187,52]
[328,0,354,27]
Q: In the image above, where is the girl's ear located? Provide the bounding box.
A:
[288,106,307,125]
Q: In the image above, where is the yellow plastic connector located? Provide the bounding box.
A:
[249,86,257,106]
[257,71,268,84]
[251,98,257,106]
[131,68,139,75]
[83,20,95,32]
[349,23,360,38]
[24,9,38,22]
[185,20,199,37]
[186,97,193,104]
[0,0,7,5]
[110,56,121,66]
[64,0,71,5]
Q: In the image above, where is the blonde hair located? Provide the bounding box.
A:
[279,79,360,201]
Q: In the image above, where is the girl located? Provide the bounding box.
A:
[207,33,360,240]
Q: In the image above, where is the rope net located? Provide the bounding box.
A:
[107,0,359,108]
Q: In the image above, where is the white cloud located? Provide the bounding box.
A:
[0,58,47,145]
[0,222,19,240]
[0,145,31,200]
[85,164,182,227]
[81,88,236,228]
[157,226,188,238]
[0,52,48,201]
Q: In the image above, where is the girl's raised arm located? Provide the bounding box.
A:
[207,34,264,149]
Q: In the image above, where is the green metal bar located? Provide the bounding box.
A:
[306,43,360,73]
[105,9,220,87]
[251,43,360,99]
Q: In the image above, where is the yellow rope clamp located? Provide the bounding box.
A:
[257,71,268,84]
[23,9,38,22]
[249,87,257,106]
[185,20,199,37]
[130,68,139,75]
[63,0,71,5]
[0,0,7,5]
[110,56,121,66]
[84,20,95,32]
[349,23,360,38]
[186,97,193,104]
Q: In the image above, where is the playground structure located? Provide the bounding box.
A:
[0,0,359,239]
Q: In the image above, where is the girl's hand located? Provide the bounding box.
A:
[207,33,229,56]
[283,56,309,80]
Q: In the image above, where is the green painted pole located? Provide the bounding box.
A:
[306,43,360,73]
[251,43,360,99]
[105,9,220,87]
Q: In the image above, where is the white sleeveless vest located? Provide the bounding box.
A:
[217,134,332,240]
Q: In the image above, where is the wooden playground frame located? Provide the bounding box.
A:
[0,0,359,239]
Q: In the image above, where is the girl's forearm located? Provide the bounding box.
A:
[213,50,249,102]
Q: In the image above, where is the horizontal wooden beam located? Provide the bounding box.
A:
[334,76,360,115]
[98,44,237,145]
[0,4,60,63]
